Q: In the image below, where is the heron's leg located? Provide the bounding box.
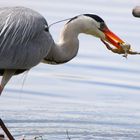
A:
[0,69,16,95]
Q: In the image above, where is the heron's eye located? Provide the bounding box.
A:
[45,25,49,32]
[99,22,106,30]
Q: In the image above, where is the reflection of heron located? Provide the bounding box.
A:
[133,6,140,17]
[0,6,127,95]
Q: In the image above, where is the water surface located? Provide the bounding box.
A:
[1,0,140,139]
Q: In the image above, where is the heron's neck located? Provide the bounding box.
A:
[45,21,85,64]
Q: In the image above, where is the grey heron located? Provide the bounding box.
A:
[0,6,134,95]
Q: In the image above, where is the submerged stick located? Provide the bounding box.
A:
[133,6,140,17]
[66,130,71,140]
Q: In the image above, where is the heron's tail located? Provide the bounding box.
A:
[0,70,15,95]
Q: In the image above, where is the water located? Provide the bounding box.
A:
[1,0,140,139]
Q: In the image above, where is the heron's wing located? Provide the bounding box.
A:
[0,7,53,69]
[0,7,47,50]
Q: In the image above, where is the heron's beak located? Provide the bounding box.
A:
[102,27,124,49]
[100,26,140,57]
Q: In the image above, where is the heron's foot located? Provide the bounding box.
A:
[101,39,140,58]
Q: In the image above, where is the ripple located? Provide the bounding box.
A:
[1,1,140,140]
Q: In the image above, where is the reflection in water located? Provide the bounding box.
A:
[1,0,140,139]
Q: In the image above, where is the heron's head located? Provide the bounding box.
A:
[68,14,125,50]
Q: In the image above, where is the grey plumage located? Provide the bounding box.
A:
[0,7,53,70]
